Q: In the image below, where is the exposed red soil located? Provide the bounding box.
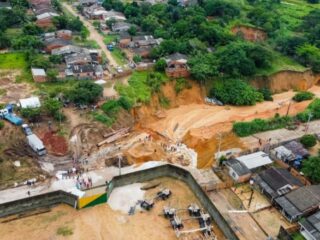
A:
[40,131,69,156]
[231,25,267,42]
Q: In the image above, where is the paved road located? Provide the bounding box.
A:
[62,3,118,67]
[242,119,320,150]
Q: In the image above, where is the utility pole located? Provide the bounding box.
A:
[305,113,313,134]
[118,154,122,176]
[286,101,292,116]
[216,132,222,167]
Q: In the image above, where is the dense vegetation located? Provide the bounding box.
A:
[300,134,317,148]
[302,156,320,183]
[100,0,320,106]
[292,91,314,102]
[233,98,320,136]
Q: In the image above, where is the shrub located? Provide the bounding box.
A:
[258,88,273,101]
[118,96,133,110]
[293,91,314,102]
[21,107,41,122]
[175,78,191,94]
[146,72,165,93]
[66,81,103,104]
[101,100,120,115]
[233,115,293,137]
[300,134,317,148]
[53,111,66,122]
[302,156,320,183]
[56,226,73,236]
[0,120,4,129]
[159,95,170,108]
[93,112,114,126]
[154,58,167,72]
[296,98,320,122]
[210,79,263,106]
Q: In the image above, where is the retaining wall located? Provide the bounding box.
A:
[0,190,77,218]
[106,164,238,240]
[0,164,238,240]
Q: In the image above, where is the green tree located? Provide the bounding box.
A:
[30,55,51,70]
[293,91,314,102]
[204,0,240,20]
[23,23,43,35]
[300,134,317,148]
[210,79,263,106]
[49,55,63,64]
[20,107,41,122]
[133,55,142,63]
[296,44,320,72]
[0,32,10,49]
[43,98,62,117]
[66,81,103,104]
[188,53,218,81]
[47,69,59,82]
[302,156,320,182]
[128,26,137,36]
[12,35,43,50]
[154,58,167,72]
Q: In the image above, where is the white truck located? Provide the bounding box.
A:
[27,134,47,156]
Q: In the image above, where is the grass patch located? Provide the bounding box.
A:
[255,50,307,76]
[34,80,77,97]
[291,232,305,240]
[92,112,115,126]
[74,37,99,49]
[116,71,168,104]
[111,48,127,66]
[0,53,27,69]
[103,34,119,44]
[0,89,6,96]
[5,28,22,39]
[56,226,73,236]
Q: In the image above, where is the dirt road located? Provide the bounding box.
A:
[62,3,118,67]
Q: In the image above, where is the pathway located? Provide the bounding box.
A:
[62,3,118,67]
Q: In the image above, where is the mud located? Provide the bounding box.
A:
[231,25,267,42]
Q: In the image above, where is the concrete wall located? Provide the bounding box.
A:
[0,164,238,240]
[106,164,239,240]
[0,190,77,218]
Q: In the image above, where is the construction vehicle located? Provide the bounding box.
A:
[156,188,171,200]
[170,215,184,230]
[140,188,172,211]
[163,206,176,219]
[188,204,201,217]
[140,199,154,211]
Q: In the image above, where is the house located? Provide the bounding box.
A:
[79,0,98,6]
[270,146,296,164]
[284,141,309,159]
[299,211,320,240]
[56,30,73,40]
[131,35,162,48]
[132,47,152,59]
[36,12,59,28]
[102,10,126,21]
[67,64,103,79]
[65,52,93,66]
[274,185,320,222]
[236,151,273,171]
[253,167,303,202]
[31,68,47,83]
[165,53,190,78]
[19,97,41,109]
[224,159,251,183]
[43,32,56,41]
[83,4,106,19]
[44,38,72,53]
[119,32,131,48]
[51,45,85,56]
[112,22,132,32]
